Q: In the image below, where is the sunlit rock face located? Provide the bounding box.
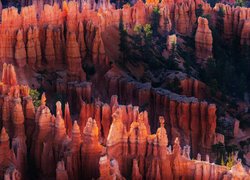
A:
[103,109,249,180]
[0,64,34,179]
[195,17,213,60]
[81,117,103,179]
[0,0,249,68]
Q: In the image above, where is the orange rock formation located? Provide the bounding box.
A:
[195,17,213,60]
[66,32,86,81]
[0,0,248,67]
[0,62,247,179]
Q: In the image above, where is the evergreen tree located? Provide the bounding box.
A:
[221,156,225,166]
[217,7,225,35]
[119,14,129,64]
[195,4,204,17]
[167,43,179,70]
[151,6,160,37]
[212,142,226,164]
[208,0,220,7]
[142,24,153,64]
[235,0,247,7]
[206,58,217,79]
[237,73,247,98]
[241,44,250,92]
[201,14,211,24]
[167,77,182,94]
[226,144,239,154]
[29,89,41,108]
[129,23,167,69]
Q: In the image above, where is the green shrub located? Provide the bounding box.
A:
[29,89,41,108]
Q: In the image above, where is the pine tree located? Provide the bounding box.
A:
[167,43,179,70]
[195,4,204,17]
[29,89,41,108]
[169,77,182,93]
[129,21,168,70]
[217,7,225,35]
[119,14,129,64]
[212,142,226,164]
[151,6,160,37]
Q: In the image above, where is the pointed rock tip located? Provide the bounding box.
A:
[0,127,9,142]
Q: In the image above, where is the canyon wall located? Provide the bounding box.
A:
[0,64,249,180]
[104,67,218,156]
[0,64,248,179]
[0,0,249,68]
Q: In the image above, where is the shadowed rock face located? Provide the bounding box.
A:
[0,0,249,179]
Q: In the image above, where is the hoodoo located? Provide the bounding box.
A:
[195,17,213,60]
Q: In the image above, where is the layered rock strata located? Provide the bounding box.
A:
[0,1,249,68]
[104,67,220,156]
[195,17,213,60]
[0,64,248,179]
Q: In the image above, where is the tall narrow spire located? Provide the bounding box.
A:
[64,103,72,136]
